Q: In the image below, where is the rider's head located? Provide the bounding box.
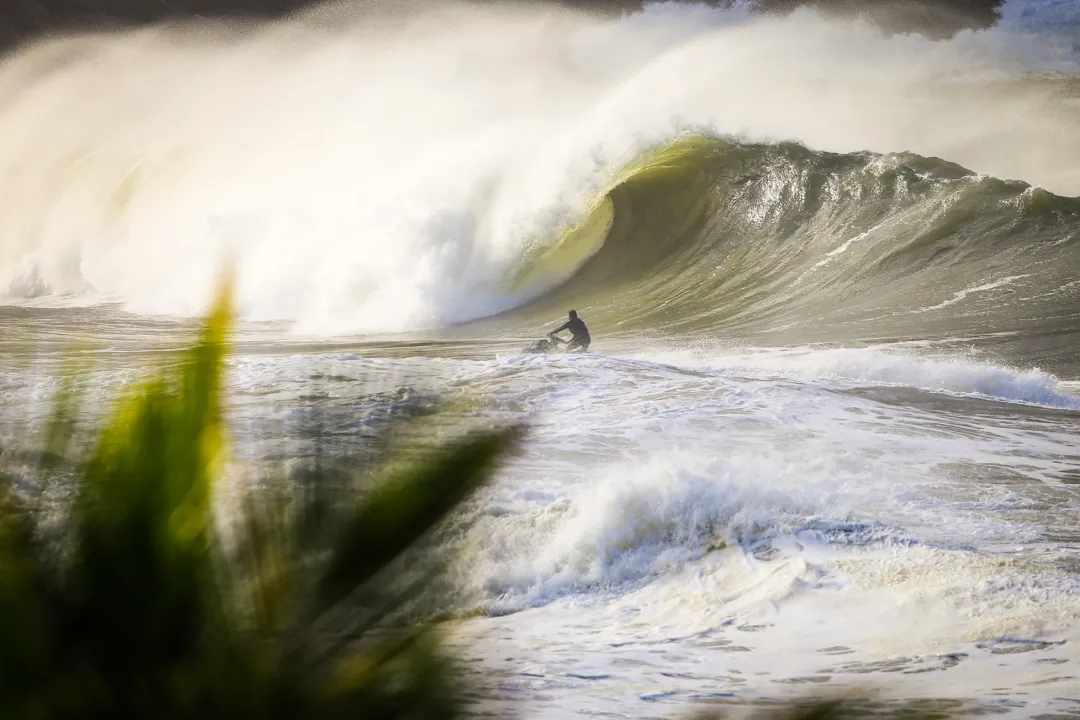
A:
[568,309,577,319]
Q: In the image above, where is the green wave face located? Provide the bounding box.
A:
[504,196,614,297]
[479,135,1080,347]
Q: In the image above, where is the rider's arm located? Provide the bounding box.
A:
[549,321,570,337]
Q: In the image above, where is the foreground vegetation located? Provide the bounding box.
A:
[0,289,520,719]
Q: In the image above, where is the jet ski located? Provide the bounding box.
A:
[521,337,566,354]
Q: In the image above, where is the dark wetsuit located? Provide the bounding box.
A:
[552,317,590,352]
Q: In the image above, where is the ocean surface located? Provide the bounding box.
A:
[1,0,1079,716]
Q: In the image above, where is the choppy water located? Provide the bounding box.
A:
[2,0,1080,716]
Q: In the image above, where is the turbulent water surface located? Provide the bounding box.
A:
[2,0,1080,716]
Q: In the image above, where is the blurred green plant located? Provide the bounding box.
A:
[0,287,522,719]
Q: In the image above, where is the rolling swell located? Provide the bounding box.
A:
[488,136,1080,358]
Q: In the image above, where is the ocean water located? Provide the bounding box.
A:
[1,0,1079,716]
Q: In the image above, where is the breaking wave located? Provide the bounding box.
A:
[488,137,1080,346]
[0,0,1078,343]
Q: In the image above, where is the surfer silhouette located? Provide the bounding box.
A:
[549,310,590,353]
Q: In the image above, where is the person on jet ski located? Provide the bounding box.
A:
[549,310,590,353]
